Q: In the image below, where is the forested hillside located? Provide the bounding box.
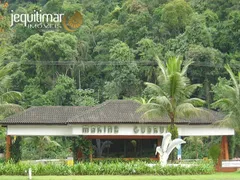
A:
[0,0,239,106]
[0,0,240,160]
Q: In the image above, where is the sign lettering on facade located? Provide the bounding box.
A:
[81,125,165,135]
[82,125,119,134]
[133,126,165,134]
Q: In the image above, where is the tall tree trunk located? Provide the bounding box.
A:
[205,78,210,109]
[169,113,177,162]
[78,68,81,89]
[196,145,198,159]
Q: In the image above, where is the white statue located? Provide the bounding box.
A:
[155,132,186,166]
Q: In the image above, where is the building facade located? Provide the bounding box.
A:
[0,100,234,160]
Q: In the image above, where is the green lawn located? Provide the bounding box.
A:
[1,173,240,180]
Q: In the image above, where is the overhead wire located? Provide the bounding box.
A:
[5,60,227,68]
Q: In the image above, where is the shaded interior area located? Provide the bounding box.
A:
[91,139,158,158]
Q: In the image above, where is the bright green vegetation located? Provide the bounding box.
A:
[1,173,240,180]
[0,0,240,164]
[0,161,215,175]
[138,57,206,140]
[212,65,240,130]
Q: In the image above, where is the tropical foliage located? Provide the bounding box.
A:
[0,160,214,175]
[212,65,240,131]
[1,0,239,105]
[183,136,204,159]
[0,0,239,161]
[138,56,206,137]
[0,63,23,118]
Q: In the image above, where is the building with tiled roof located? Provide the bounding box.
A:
[1,106,91,125]
[1,100,224,125]
[0,100,234,161]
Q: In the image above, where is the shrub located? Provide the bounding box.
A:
[208,144,221,165]
[92,158,156,164]
[0,160,215,175]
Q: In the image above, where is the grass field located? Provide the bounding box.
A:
[0,172,240,180]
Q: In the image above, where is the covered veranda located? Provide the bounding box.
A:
[0,100,234,164]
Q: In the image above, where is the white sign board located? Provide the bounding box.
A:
[7,124,234,136]
[222,160,240,168]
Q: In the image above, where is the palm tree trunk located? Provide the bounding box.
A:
[196,145,198,159]
[169,113,176,162]
[168,112,180,163]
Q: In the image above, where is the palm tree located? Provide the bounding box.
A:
[93,139,113,158]
[0,91,23,118]
[0,64,23,161]
[138,56,206,138]
[24,136,61,159]
[211,64,240,131]
[0,64,23,119]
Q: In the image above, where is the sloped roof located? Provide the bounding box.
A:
[0,106,90,125]
[67,100,221,124]
[0,100,223,125]
[68,100,147,124]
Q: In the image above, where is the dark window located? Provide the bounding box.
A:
[92,139,157,158]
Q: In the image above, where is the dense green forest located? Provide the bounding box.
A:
[0,0,240,106]
[0,0,240,160]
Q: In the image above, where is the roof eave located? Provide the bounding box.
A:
[0,123,67,126]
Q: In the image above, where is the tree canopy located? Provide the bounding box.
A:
[138,57,206,137]
[0,0,240,160]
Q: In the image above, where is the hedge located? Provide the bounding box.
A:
[0,160,215,175]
